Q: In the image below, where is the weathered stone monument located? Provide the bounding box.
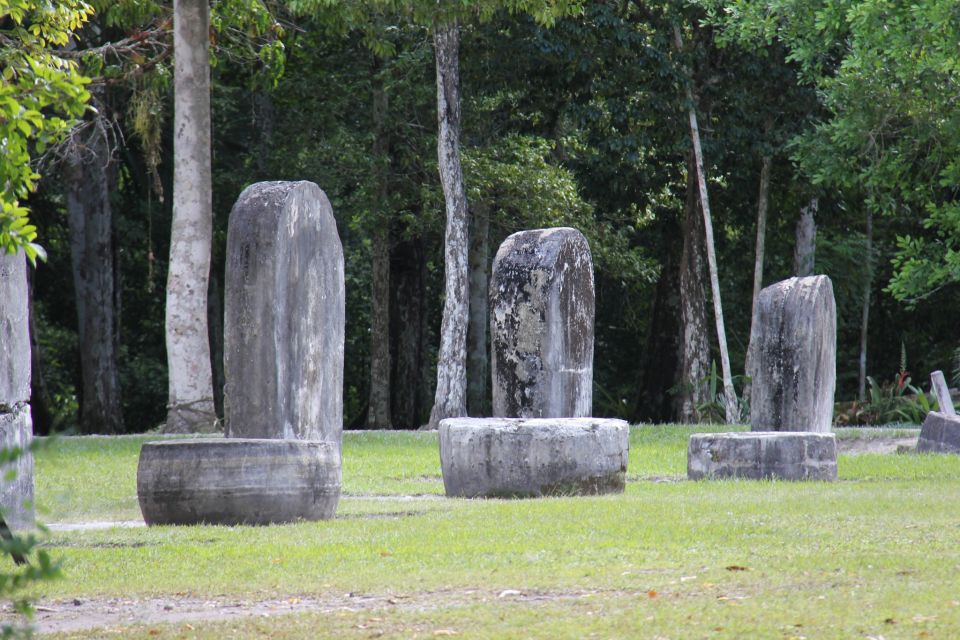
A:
[439,228,628,497]
[688,275,838,481]
[490,227,594,419]
[223,181,344,441]
[138,181,344,524]
[0,250,33,530]
[439,417,628,497]
[748,275,836,433]
[917,370,960,454]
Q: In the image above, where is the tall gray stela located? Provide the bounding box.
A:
[0,250,34,530]
[491,227,594,418]
[224,181,345,444]
[748,275,836,433]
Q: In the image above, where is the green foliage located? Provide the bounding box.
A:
[0,0,92,261]
[710,0,960,302]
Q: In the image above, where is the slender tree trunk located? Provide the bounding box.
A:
[252,89,274,180]
[676,155,712,423]
[467,202,490,416]
[367,60,393,429]
[427,19,469,430]
[743,152,772,407]
[64,116,124,435]
[207,268,224,422]
[858,209,873,402]
[165,0,216,432]
[794,197,818,277]
[392,238,426,428]
[632,225,680,423]
[673,24,738,423]
[26,270,54,435]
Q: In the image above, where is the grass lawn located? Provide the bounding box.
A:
[14,425,960,638]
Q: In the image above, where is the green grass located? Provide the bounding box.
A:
[23,426,960,638]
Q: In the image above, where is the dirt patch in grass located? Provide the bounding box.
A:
[18,588,607,635]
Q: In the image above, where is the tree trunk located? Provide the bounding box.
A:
[744,153,772,407]
[165,0,216,433]
[64,117,125,435]
[675,154,712,423]
[392,238,426,429]
[467,202,490,417]
[207,268,224,422]
[794,197,818,277]
[858,209,873,402]
[26,270,55,435]
[367,60,392,429]
[632,225,680,423]
[673,24,738,423]
[426,19,469,430]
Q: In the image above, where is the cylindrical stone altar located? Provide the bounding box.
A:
[439,417,628,498]
[224,180,345,442]
[0,250,33,530]
[748,275,836,432]
[490,227,594,418]
[137,439,340,525]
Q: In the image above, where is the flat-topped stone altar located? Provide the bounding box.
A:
[439,417,628,497]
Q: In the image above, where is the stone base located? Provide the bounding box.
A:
[917,411,960,453]
[439,418,628,498]
[137,439,340,525]
[0,406,34,531]
[688,432,837,481]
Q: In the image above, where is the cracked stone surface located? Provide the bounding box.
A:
[490,228,594,418]
[687,432,837,481]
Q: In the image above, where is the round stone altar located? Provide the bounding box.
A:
[438,417,629,498]
[687,432,837,481]
[137,439,340,525]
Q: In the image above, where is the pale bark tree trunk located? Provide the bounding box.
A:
[467,202,490,416]
[165,0,216,432]
[794,197,818,277]
[64,115,124,435]
[743,152,772,408]
[673,24,738,423]
[426,19,469,430]
[676,155,712,423]
[367,61,393,429]
[858,209,873,402]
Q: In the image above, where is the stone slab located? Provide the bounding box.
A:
[0,406,34,530]
[688,432,837,481]
[0,250,29,405]
[137,439,340,525]
[439,417,628,498]
[224,181,344,442]
[748,275,836,432]
[917,411,960,454]
[490,227,594,418]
